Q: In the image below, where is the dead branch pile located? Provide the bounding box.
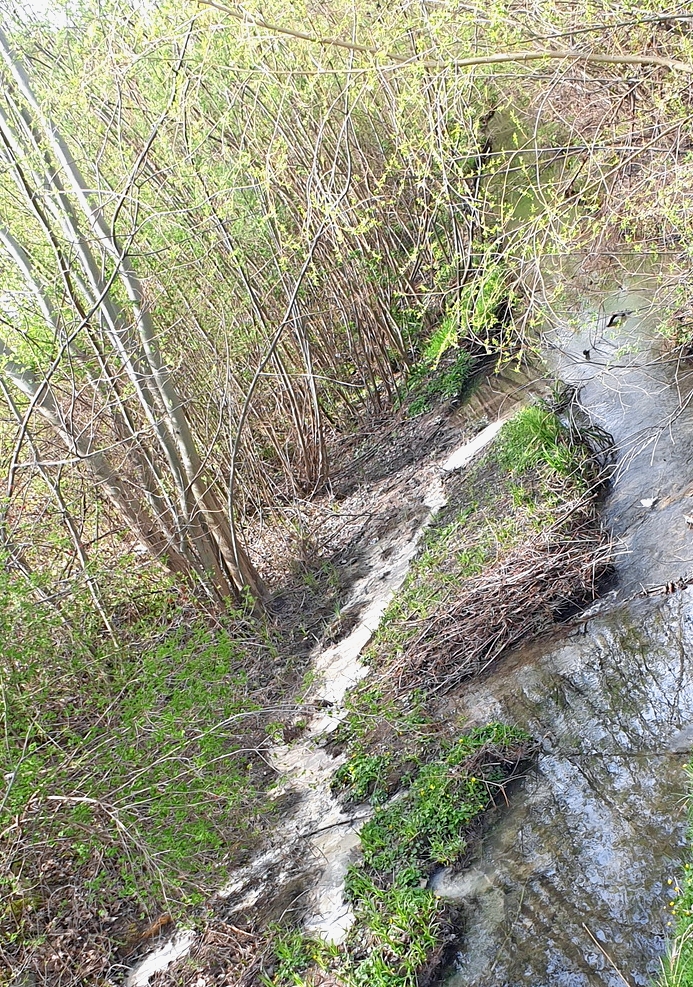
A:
[392,497,611,694]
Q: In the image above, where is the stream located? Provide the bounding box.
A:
[127,279,693,985]
[436,281,693,986]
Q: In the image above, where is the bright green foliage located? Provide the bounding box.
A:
[332,746,394,805]
[0,566,278,903]
[405,260,509,416]
[496,404,578,476]
[408,349,475,416]
[423,263,508,367]
[344,870,442,987]
[358,724,529,873]
[262,927,338,987]
[424,318,461,370]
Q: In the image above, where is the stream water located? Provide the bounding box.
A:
[435,283,693,985]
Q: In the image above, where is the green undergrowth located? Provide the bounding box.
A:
[658,763,693,987]
[0,565,286,974]
[265,723,534,987]
[403,260,510,417]
[406,348,475,416]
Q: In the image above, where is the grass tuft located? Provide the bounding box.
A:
[659,764,693,987]
[496,404,577,476]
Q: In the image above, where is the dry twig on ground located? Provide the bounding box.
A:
[392,497,610,693]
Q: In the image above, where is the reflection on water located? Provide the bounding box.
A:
[438,594,693,986]
[546,283,693,597]
[438,282,693,985]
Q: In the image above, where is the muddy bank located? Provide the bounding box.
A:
[127,279,693,987]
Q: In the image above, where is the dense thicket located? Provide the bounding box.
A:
[1,0,688,604]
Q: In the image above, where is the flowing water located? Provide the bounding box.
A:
[435,595,693,987]
[435,282,693,985]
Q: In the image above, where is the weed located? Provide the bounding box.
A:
[262,927,336,986]
[658,764,693,987]
[344,870,442,987]
[407,349,474,416]
[425,262,509,366]
[495,404,575,475]
[358,724,531,873]
[332,747,394,805]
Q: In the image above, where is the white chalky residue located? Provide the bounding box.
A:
[125,931,197,987]
[127,411,516,977]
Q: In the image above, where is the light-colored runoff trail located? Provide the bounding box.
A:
[126,414,518,986]
[128,278,693,987]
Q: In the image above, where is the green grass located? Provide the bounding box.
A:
[404,259,509,417]
[261,927,338,987]
[0,563,283,930]
[495,404,582,476]
[265,723,533,987]
[659,764,693,987]
[344,870,442,987]
[424,262,509,368]
[332,746,396,805]
[357,725,531,874]
[407,348,475,416]
[338,723,534,987]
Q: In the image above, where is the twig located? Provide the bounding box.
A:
[582,923,634,987]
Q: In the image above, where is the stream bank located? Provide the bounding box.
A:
[433,281,693,986]
[125,393,536,986]
[127,278,693,987]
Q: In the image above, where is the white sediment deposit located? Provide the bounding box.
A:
[126,412,515,981]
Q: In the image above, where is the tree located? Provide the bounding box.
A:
[0,22,263,603]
